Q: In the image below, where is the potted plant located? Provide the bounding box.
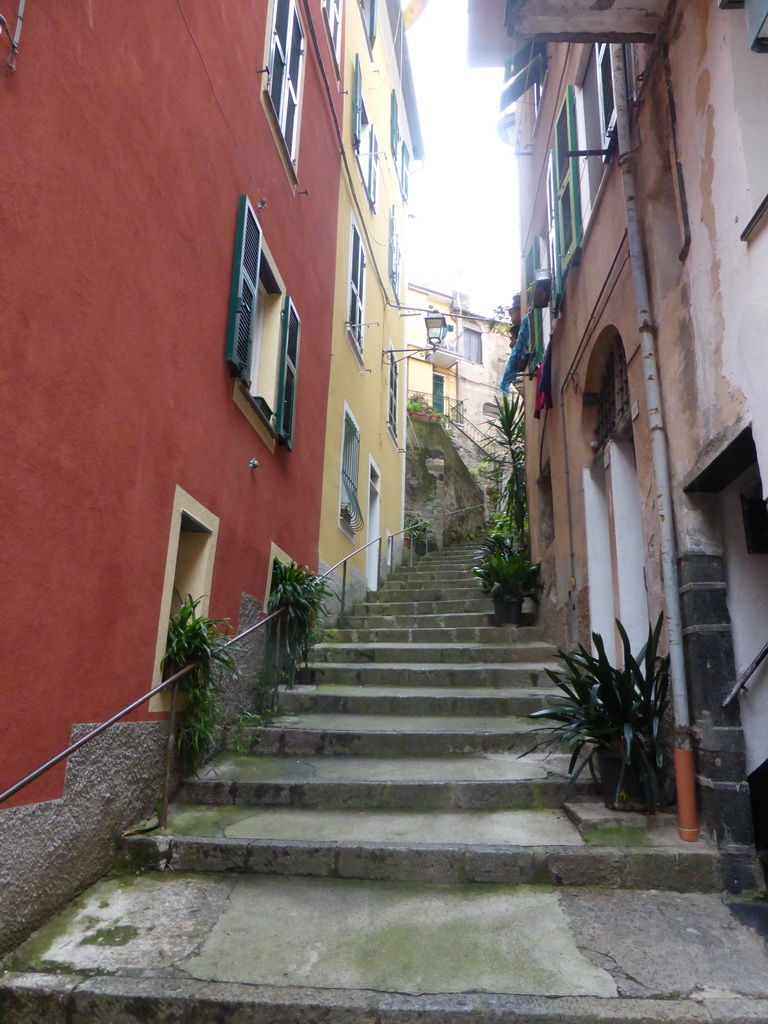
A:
[405,517,429,556]
[162,596,236,769]
[473,537,539,625]
[529,615,671,812]
[267,559,331,689]
[339,504,353,528]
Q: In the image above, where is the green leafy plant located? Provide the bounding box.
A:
[473,544,539,604]
[406,394,436,415]
[482,393,528,547]
[529,614,671,810]
[405,517,428,543]
[267,560,331,688]
[162,596,236,769]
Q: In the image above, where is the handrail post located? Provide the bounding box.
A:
[341,560,347,621]
[159,673,182,830]
[376,536,382,591]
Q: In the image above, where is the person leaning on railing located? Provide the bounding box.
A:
[499,293,531,396]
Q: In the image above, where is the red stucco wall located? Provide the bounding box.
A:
[0,0,342,803]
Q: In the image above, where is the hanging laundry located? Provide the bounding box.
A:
[500,313,531,395]
[534,343,553,419]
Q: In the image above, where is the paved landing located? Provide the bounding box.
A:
[6,874,768,1002]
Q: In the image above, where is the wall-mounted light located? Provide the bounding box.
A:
[424,314,448,348]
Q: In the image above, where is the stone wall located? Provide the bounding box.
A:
[405,417,486,548]
[0,721,167,955]
[0,591,272,955]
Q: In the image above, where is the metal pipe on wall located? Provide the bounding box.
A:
[610,43,698,842]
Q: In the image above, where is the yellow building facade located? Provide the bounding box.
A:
[318,0,423,607]
[405,284,460,416]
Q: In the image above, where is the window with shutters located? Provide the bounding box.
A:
[553,86,583,281]
[347,221,366,355]
[224,195,301,449]
[595,44,616,150]
[387,346,399,439]
[340,409,364,534]
[322,0,342,65]
[358,0,377,48]
[267,0,305,163]
[399,143,410,201]
[352,57,378,209]
[523,237,545,372]
[390,90,400,158]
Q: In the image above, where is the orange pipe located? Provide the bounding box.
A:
[674,747,699,842]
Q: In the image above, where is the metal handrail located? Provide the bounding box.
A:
[318,502,488,620]
[722,638,768,707]
[0,607,286,819]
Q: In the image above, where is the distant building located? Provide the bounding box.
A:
[468,0,768,887]
[405,283,509,449]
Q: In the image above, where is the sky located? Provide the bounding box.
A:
[403,0,520,317]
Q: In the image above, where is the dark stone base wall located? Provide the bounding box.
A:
[749,757,768,885]
[678,553,759,892]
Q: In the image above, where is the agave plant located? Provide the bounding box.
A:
[473,543,539,603]
[530,614,670,809]
[162,596,236,768]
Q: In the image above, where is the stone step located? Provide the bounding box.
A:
[381,572,477,588]
[299,662,553,689]
[331,624,547,643]
[9,871,765,1024]
[119,803,721,892]
[340,612,544,634]
[310,640,557,665]
[369,585,483,603]
[239,712,543,757]
[279,683,561,718]
[351,597,493,617]
[176,752,580,810]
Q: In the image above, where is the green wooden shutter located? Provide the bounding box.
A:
[432,373,445,415]
[400,144,410,201]
[352,54,362,150]
[523,237,543,369]
[276,296,300,449]
[547,149,563,307]
[367,0,378,46]
[225,195,262,382]
[390,90,400,155]
[554,86,582,276]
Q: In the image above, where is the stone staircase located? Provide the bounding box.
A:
[4,545,768,1023]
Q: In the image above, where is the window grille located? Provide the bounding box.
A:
[594,338,630,452]
[388,353,398,435]
[341,412,364,530]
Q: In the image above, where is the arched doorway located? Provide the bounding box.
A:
[581,329,648,660]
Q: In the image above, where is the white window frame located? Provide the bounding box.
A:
[322,0,342,64]
[347,221,366,355]
[358,95,378,210]
[462,328,482,364]
[268,0,305,162]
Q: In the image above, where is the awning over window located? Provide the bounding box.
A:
[499,49,547,110]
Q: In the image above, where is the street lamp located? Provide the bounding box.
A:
[424,314,447,348]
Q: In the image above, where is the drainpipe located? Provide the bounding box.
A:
[610,44,698,842]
